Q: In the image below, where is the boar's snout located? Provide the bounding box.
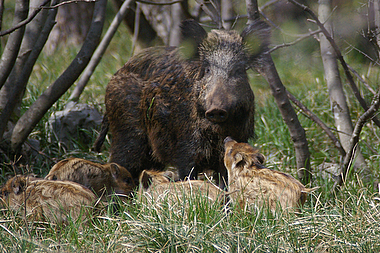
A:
[205,108,228,123]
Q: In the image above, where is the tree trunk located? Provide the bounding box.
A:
[0,0,49,117]
[318,0,368,177]
[246,0,312,184]
[0,0,29,88]
[44,0,94,54]
[0,0,58,144]
[112,0,159,50]
[221,0,234,29]
[10,0,107,152]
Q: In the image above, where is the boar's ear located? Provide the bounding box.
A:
[241,20,271,67]
[180,19,208,59]
[139,170,152,190]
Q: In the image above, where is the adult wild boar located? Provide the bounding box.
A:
[94,19,269,187]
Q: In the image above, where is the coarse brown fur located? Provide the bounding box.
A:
[45,158,135,199]
[94,19,270,188]
[224,137,311,214]
[138,169,226,206]
[0,175,96,223]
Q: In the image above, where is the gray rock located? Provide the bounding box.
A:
[48,102,102,149]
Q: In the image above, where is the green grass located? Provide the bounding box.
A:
[2,2,380,252]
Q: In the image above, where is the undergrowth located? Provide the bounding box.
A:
[1,1,380,252]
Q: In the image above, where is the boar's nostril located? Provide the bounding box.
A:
[205,108,228,123]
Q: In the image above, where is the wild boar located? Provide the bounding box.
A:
[224,137,311,214]
[94,19,269,188]
[0,175,96,223]
[45,158,135,199]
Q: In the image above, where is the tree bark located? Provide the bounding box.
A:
[246,0,311,184]
[318,0,368,177]
[68,0,134,103]
[0,0,49,116]
[0,0,29,88]
[221,0,234,29]
[0,0,58,144]
[10,0,107,152]
[112,0,159,50]
[336,88,380,187]
[44,0,94,54]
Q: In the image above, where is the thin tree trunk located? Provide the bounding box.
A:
[0,0,49,116]
[68,0,133,103]
[246,0,312,184]
[0,0,4,32]
[0,0,29,88]
[10,0,107,152]
[318,0,368,178]
[0,0,58,144]
[221,0,234,29]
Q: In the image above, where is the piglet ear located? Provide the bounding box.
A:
[12,177,26,195]
[139,170,152,190]
[241,20,271,67]
[234,153,246,168]
[163,171,178,182]
[180,19,208,59]
[255,153,266,165]
[110,163,120,178]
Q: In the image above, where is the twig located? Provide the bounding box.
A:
[42,0,96,9]
[336,87,380,187]
[0,0,95,37]
[347,64,376,95]
[287,91,346,157]
[288,0,380,128]
[268,29,322,53]
[136,0,182,5]
[195,0,221,27]
[24,140,55,162]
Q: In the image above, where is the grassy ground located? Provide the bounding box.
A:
[1,2,380,252]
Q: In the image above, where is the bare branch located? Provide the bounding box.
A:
[68,0,134,103]
[0,0,95,37]
[10,0,108,152]
[195,0,221,27]
[268,29,322,53]
[135,0,182,5]
[347,64,377,95]
[336,87,380,187]
[288,0,380,128]
[42,0,96,9]
[287,91,346,157]
[0,0,49,37]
